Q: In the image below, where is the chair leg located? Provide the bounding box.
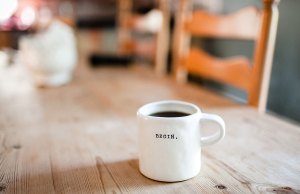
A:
[176,65,188,83]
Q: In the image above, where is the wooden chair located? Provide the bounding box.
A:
[172,0,280,112]
[117,0,170,75]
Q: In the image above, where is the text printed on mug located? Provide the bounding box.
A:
[155,133,178,139]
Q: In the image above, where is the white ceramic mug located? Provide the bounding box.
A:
[137,100,225,182]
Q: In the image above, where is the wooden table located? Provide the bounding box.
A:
[0,62,299,193]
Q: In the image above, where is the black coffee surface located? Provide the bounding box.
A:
[149,111,190,117]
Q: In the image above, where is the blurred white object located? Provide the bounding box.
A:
[0,0,18,22]
[20,6,36,27]
[19,19,77,87]
[0,51,9,68]
[135,9,163,33]
[37,7,53,29]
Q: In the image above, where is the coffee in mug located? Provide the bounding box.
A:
[149,111,190,117]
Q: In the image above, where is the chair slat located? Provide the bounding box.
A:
[185,7,261,40]
[184,48,252,91]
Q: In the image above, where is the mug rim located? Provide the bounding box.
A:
[137,100,201,120]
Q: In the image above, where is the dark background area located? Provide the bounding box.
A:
[266,0,300,123]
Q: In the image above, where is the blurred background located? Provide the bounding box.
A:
[0,0,299,123]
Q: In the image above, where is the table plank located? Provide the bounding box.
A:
[0,64,299,193]
[202,108,300,193]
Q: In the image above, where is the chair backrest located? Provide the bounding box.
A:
[117,0,170,75]
[172,0,280,112]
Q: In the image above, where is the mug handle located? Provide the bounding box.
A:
[200,113,226,146]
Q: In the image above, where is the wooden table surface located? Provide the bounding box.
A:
[0,61,300,193]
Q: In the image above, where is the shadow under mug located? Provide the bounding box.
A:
[137,100,225,182]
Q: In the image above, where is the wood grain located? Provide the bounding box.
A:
[0,31,299,193]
